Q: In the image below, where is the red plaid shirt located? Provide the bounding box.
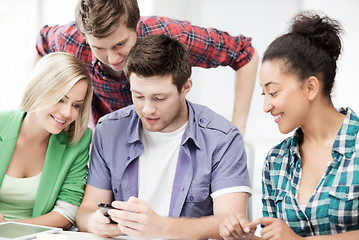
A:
[36,16,254,124]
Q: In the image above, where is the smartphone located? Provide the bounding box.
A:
[98,202,114,217]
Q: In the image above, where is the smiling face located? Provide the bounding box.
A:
[130,73,192,133]
[35,80,88,135]
[86,23,138,72]
[260,60,311,134]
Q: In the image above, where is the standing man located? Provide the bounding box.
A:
[35,0,258,135]
[75,34,252,239]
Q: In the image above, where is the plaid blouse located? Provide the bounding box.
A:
[262,107,359,237]
[36,16,254,124]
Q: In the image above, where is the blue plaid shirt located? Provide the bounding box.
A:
[262,107,359,237]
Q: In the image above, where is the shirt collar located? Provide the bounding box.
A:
[287,128,302,167]
[332,107,359,158]
[0,110,25,142]
[288,107,359,166]
[126,100,203,149]
[90,50,98,65]
[126,109,142,144]
[180,100,203,150]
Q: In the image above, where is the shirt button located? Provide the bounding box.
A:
[127,156,130,161]
[114,188,118,194]
[189,196,194,201]
[199,119,204,123]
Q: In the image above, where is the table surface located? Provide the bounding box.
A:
[46,231,143,240]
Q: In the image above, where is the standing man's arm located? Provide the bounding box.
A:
[76,184,124,238]
[232,49,258,135]
[109,192,250,240]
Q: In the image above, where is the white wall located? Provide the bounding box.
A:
[1,0,358,221]
[0,0,33,111]
[147,0,359,220]
[302,0,359,114]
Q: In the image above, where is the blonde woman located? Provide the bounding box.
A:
[0,52,92,229]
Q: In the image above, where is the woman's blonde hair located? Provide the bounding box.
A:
[21,52,92,144]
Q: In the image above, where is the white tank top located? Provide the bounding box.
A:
[0,172,42,220]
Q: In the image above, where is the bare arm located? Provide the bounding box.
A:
[14,212,72,230]
[75,184,124,238]
[232,49,258,136]
[252,232,359,240]
[248,217,359,240]
[247,228,359,240]
[306,231,359,240]
[110,192,249,239]
[166,192,249,239]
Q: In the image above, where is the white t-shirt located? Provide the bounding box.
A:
[138,123,187,216]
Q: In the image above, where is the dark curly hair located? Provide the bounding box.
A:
[263,11,343,98]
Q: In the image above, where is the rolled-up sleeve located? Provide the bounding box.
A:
[87,122,113,190]
[210,128,251,194]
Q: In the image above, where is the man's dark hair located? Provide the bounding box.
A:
[75,0,140,38]
[124,34,192,92]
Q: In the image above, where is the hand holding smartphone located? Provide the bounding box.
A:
[98,202,116,224]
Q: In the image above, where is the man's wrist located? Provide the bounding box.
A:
[83,210,96,233]
[160,216,173,239]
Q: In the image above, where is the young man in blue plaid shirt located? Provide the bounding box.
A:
[219,11,359,240]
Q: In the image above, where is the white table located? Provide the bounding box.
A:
[42,231,143,240]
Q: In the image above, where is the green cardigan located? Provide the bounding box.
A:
[0,110,92,218]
